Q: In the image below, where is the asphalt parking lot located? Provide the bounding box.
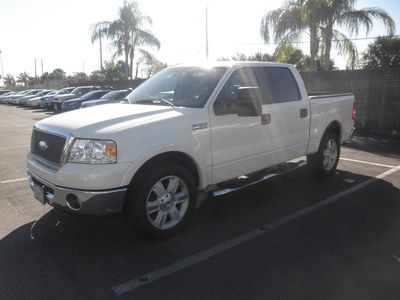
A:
[0,104,399,299]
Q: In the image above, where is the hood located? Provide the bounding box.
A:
[63,97,81,103]
[36,104,186,138]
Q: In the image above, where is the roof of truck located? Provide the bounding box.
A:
[168,61,295,69]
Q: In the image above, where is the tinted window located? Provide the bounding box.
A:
[215,67,259,103]
[258,67,301,103]
[127,67,226,108]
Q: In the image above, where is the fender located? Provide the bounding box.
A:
[120,143,210,189]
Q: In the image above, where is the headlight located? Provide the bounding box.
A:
[68,139,117,164]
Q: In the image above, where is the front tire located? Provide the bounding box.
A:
[124,162,197,239]
[307,131,340,176]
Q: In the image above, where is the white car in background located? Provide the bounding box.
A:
[26,90,57,107]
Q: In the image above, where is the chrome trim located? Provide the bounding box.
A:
[192,123,208,131]
[213,161,306,197]
[28,170,127,215]
[32,124,74,168]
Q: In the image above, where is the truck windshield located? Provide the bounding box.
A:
[126,67,227,108]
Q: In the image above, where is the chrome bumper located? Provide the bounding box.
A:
[28,171,127,216]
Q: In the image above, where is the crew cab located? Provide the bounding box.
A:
[27,62,355,238]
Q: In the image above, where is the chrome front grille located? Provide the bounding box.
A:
[31,129,67,166]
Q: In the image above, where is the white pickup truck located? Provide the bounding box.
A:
[27,62,355,238]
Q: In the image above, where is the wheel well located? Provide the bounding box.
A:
[325,121,341,140]
[131,151,200,187]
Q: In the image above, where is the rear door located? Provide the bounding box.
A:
[256,66,310,162]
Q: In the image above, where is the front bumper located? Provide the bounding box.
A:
[28,171,127,216]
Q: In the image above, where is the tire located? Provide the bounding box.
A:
[124,161,197,239]
[307,131,340,177]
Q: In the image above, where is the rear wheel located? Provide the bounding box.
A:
[307,131,340,176]
[124,162,197,239]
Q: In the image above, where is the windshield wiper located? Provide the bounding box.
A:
[136,98,175,107]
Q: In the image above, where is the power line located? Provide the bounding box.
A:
[231,34,400,46]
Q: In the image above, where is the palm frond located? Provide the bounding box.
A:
[332,28,358,68]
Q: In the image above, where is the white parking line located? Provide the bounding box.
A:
[340,157,396,168]
[0,177,27,184]
[0,145,29,150]
[112,164,400,295]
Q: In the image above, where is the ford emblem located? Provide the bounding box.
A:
[38,140,49,151]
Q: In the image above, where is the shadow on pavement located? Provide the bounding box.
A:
[344,131,400,159]
[0,168,399,298]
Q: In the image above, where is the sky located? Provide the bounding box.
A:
[0,0,399,80]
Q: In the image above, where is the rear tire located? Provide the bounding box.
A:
[124,161,197,239]
[307,131,340,177]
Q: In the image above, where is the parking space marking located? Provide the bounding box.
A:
[0,145,29,150]
[0,177,27,184]
[112,164,400,296]
[340,157,396,168]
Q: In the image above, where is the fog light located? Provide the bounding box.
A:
[66,193,81,210]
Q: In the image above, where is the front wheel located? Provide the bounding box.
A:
[124,162,197,239]
[307,131,340,176]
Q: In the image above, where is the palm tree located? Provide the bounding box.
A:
[260,0,325,71]
[107,1,160,79]
[16,72,30,86]
[319,0,396,70]
[90,21,110,71]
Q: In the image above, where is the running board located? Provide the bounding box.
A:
[212,161,307,197]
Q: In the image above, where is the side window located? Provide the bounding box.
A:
[258,67,301,103]
[215,67,259,103]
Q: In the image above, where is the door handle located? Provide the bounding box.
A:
[300,108,308,118]
[261,113,271,125]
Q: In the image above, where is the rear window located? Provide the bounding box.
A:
[258,67,301,103]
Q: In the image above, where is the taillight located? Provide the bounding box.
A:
[352,102,356,120]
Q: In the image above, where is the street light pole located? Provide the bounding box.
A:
[0,50,4,87]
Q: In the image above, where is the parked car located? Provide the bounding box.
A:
[0,90,11,95]
[53,86,99,111]
[12,89,43,105]
[21,90,53,106]
[0,91,15,103]
[80,89,131,108]
[38,87,75,109]
[7,90,31,104]
[27,90,57,108]
[27,62,355,239]
[61,90,112,112]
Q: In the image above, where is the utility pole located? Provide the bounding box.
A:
[83,61,85,74]
[0,50,4,87]
[205,6,209,59]
[34,59,37,78]
[41,59,43,76]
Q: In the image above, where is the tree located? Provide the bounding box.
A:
[68,72,89,85]
[48,68,66,81]
[91,21,110,71]
[362,36,400,69]
[105,1,160,79]
[319,0,395,70]
[16,72,31,86]
[103,60,126,81]
[217,52,273,62]
[4,74,16,87]
[89,70,106,82]
[144,56,168,77]
[260,0,396,71]
[261,0,325,71]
